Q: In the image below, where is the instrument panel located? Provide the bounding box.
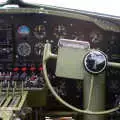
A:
[0,13,120,92]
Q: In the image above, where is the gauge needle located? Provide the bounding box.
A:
[39,49,41,55]
[92,34,97,43]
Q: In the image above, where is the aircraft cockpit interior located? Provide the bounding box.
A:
[0,0,120,119]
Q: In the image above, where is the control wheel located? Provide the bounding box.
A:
[42,43,120,115]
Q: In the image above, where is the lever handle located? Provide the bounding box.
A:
[43,43,57,62]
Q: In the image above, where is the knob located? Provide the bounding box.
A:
[21,67,27,72]
[12,73,19,81]
[20,72,27,80]
[84,50,107,74]
[13,67,20,72]
[38,66,43,71]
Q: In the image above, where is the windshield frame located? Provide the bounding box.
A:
[20,0,120,20]
[0,0,120,21]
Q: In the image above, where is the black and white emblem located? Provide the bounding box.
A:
[84,50,107,74]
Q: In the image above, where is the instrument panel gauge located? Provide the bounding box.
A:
[89,31,103,44]
[34,25,46,39]
[17,42,31,57]
[53,25,67,38]
[72,32,85,41]
[34,42,44,55]
[17,25,30,36]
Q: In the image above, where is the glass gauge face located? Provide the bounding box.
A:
[34,25,46,39]
[72,32,84,41]
[89,31,103,44]
[17,42,31,57]
[17,25,30,36]
[84,50,107,74]
[53,25,67,38]
[34,42,44,55]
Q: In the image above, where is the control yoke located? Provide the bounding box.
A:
[43,39,120,115]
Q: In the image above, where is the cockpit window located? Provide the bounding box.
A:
[0,0,7,4]
[22,0,120,17]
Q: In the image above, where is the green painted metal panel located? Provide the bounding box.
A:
[27,88,48,107]
[56,47,88,79]
[83,72,105,120]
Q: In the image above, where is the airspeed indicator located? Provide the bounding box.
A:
[17,42,31,57]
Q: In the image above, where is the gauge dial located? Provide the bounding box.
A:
[17,25,30,36]
[72,32,84,41]
[34,42,44,55]
[17,42,31,57]
[53,25,67,38]
[89,31,103,44]
[34,25,46,39]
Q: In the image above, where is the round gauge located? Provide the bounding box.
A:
[72,32,84,41]
[53,25,67,38]
[34,42,44,55]
[34,25,46,39]
[17,42,31,57]
[89,31,103,44]
[17,25,30,36]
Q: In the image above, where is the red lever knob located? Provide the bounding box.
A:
[38,66,43,71]
[21,67,27,72]
[13,67,20,72]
